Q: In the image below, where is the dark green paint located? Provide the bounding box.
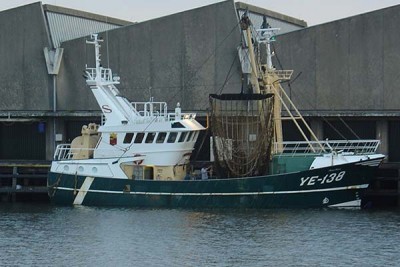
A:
[48,161,377,208]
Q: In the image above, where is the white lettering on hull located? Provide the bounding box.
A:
[300,171,346,187]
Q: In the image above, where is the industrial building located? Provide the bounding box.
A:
[0,2,131,160]
[273,4,400,162]
[0,0,398,163]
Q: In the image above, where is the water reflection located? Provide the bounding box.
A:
[0,204,399,266]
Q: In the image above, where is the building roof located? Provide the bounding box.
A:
[43,4,132,26]
[43,4,133,48]
[235,2,307,28]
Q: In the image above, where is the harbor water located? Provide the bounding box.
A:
[0,203,399,266]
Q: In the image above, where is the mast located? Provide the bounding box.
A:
[241,15,325,154]
[241,16,261,94]
[258,29,325,153]
[85,34,139,126]
[85,34,102,82]
[240,15,285,151]
[240,15,267,132]
[257,28,285,152]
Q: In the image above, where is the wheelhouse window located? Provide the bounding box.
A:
[123,133,134,144]
[134,133,145,143]
[193,131,198,141]
[156,132,167,143]
[172,122,185,128]
[186,131,194,142]
[167,132,178,143]
[178,132,187,142]
[145,132,156,143]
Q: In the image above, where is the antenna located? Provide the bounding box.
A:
[106,16,110,68]
[256,28,280,70]
[86,34,104,81]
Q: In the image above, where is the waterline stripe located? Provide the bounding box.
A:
[73,177,94,205]
[57,184,369,197]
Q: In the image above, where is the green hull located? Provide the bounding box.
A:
[48,160,378,208]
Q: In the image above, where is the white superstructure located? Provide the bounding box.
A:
[51,34,205,180]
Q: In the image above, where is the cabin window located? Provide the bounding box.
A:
[156,132,167,143]
[134,132,145,143]
[186,131,194,142]
[123,133,134,144]
[193,131,198,141]
[167,132,178,143]
[172,122,185,128]
[145,132,156,143]
[178,132,187,142]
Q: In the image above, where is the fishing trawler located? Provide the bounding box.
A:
[48,15,384,208]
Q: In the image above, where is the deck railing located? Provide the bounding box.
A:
[53,145,101,161]
[53,144,73,160]
[131,101,196,121]
[269,70,293,81]
[86,67,114,82]
[274,139,381,156]
[53,144,152,161]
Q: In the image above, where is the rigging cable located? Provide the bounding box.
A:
[216,51,240,95]
[338,115,360,139]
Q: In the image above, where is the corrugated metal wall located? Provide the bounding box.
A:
[0,122,46,160]
[389,121,400,162]
[46,12,122,47]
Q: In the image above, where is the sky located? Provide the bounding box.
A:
[1,0,400,26]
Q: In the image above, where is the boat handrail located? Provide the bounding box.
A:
[268,70,293,81]
[130,101,196,121]
[86,67,115,82]
[53,144,122,161]
[274,139,381,156]
[53,144,73,160]
[167,112,197,121]
[131,101,167,117]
